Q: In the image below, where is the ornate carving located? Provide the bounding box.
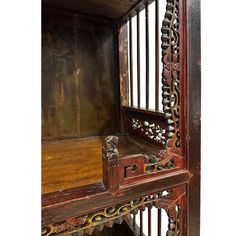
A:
[104,136,119,159]
[42,188,185,236]
[132,118,166,145]
[161,0,181,147]
[144,153,175,173]
[103,136,119,193]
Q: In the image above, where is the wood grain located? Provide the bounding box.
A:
[42,7,118,140]
[42,137,104,194]
[42,135,163,194]
[41,1,201,235]
[43,0,141,19]
[187,0,201,235]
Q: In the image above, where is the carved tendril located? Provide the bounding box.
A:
[161,0,181,147]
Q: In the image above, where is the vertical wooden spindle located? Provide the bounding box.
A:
[148,208,152,236]
[140,211,143,236]
[129,17,133,107]
[155,0,159,111]
[137,9,141,108]
[158,209,161,236]
[145,3,149,109]
[133,214,136,230]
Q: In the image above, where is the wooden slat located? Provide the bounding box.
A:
[120,0,156,22]
[148,208,152,236]
[155,0,159,111]
[129,17,134,107]
[133,214,136,230]
[43,0,141,20]
[119,23,129,107]
[137,9,141,108]
[158,209,161,236]
[125,217,144,236]
[145,3,149,109]
[140,211,143,236]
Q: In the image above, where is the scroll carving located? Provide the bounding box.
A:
[42,187,185,236]
[144,153,175,173]
[161,0,181,147]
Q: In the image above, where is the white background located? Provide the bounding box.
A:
[0,0,235,235]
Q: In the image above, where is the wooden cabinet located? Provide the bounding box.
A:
[42,0,201,235]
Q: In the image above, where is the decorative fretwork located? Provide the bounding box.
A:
[132,118,166,145]
[144,153,175,173]
[42,188,185,236]
[161,0,181,147]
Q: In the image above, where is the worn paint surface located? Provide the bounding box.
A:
[119,24,129,106]
[42,8,118,139]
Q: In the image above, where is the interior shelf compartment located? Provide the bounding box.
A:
[42,134,162,194]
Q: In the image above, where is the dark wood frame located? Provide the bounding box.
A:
[42,0,201,235]
[186,0,201,235]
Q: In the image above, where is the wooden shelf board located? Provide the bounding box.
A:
[42,135,161,194]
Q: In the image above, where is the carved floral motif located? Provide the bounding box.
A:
[132,118,166,145]
[144,153,175,173]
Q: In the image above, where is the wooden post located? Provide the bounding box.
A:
[102,136,119,193]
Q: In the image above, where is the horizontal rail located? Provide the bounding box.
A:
[42,170,190,225]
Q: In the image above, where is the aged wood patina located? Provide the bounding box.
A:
[42,0,201,235]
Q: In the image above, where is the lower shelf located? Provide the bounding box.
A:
[42,135,162,194]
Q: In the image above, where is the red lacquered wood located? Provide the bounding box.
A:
[41,0,201,235]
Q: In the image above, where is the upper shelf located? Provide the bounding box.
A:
[42,0,142,19]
